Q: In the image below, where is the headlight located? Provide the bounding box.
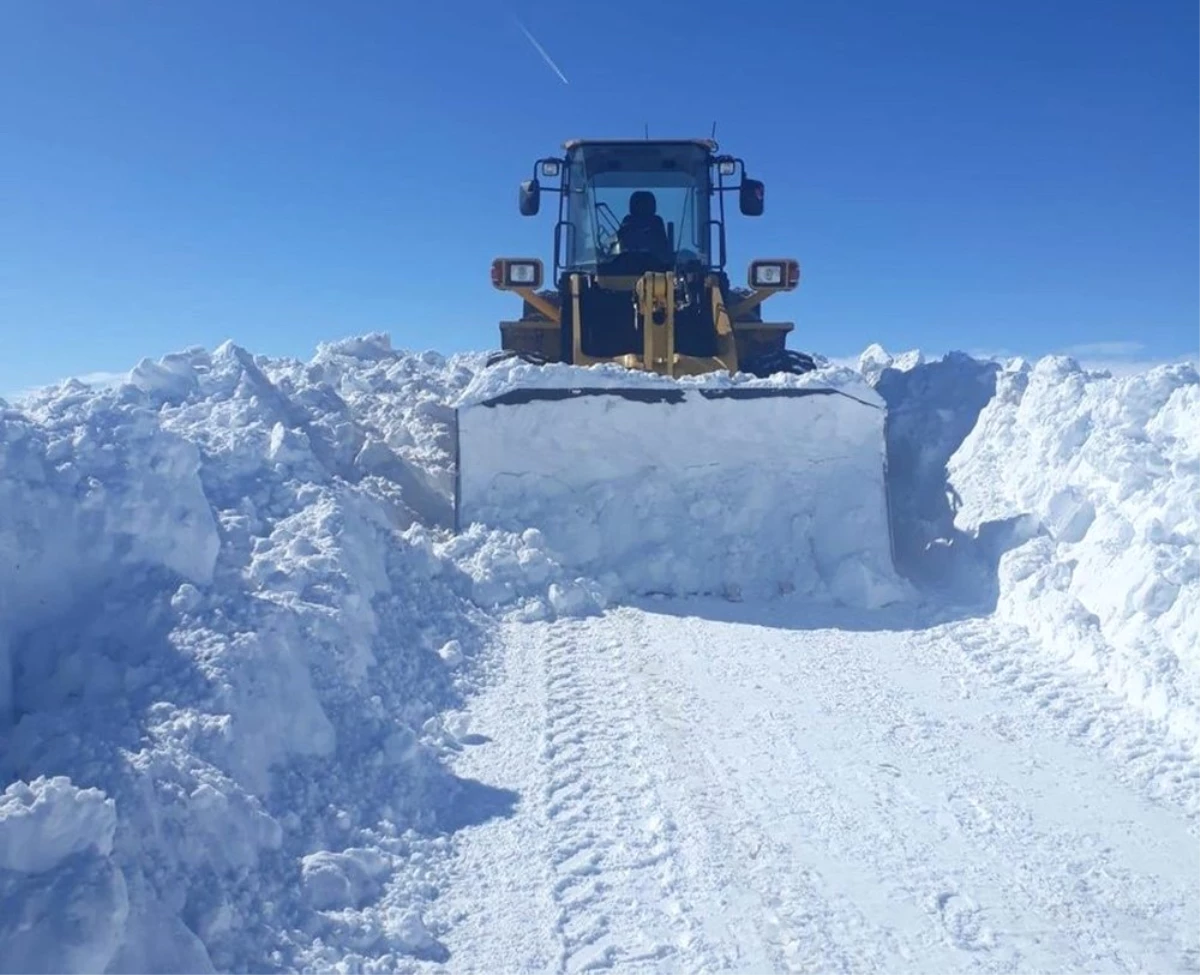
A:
[748,259,800,290]
[753,263,783,286]
[508,262,538,285]
[718,158,737,177]
[491,258,544,290]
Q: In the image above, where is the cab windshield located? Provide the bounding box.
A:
[563,143,713,272]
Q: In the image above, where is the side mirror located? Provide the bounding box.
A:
[739,178,764,217]
[519,179,541,216]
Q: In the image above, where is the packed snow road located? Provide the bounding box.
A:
[423,602,1199,975]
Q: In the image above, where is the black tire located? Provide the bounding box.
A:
[485,349,550,368]
[741,349,818,378]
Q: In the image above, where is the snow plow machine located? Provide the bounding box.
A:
[454,137,897,602]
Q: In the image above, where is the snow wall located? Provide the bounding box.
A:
[0,333,1196,971]
[951,355,1199,745]
[868,344,1199,746]
[455,361,903,608]
[0,337,515,972]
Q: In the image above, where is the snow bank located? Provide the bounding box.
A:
[456,359,904,608]
[948,356,1200,745]
[869,346,1199,748]
[0,335,510,971]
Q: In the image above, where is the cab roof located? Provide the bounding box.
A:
[561,138,718,152]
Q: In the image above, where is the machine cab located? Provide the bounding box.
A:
[519,139,765,280]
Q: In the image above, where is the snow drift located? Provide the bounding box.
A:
[455,359,902,607]
[0,337,529,972]
[1,332,1196,970]
[949,355,1199,745]
[869,344,1199,748]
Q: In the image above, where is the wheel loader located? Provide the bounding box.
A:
[452,137,897,602]
[487,137,817,379]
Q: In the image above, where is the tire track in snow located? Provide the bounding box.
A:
[606,608,905,974]
[412,626,561,974]
[918,617,1200,822]
[533,621,715,973]
[631,604,1199,973]
[422,604,1198,974]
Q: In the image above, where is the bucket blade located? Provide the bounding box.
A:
[454,379,900,605]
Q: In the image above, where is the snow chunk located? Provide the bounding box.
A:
[314,332,396,361]
[170,582,203,614]
[0,777,116,875]
[858,342,925,384]
[437,639,464,667]
[390,909,438,955]
[128,352,201,402]
[0,778,128,975]
[547,578,606,618]
[301,848,391,910]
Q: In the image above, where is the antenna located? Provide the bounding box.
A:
[644,122,649,140]
[710,120,719,150]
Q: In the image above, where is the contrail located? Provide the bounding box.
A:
[513,16,569,85]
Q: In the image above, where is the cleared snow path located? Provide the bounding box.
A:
[423,603,1199,975]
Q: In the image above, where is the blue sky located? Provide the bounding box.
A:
[2,0,1196,394]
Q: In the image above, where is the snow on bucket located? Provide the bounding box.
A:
[453,363,902,607]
